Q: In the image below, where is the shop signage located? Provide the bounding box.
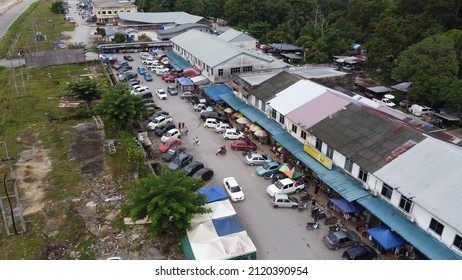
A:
[304,144,332,169]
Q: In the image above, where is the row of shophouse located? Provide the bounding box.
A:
[160,28,462,260]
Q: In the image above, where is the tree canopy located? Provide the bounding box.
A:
[64,79,100,108]
[123,170,210,236]
[113,33,127,43]
[94,84,146,127]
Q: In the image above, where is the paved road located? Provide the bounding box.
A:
[0,0,37,39]
[116,54,344,260]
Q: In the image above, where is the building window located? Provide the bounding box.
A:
[261,102,266,112]
[279,114,285,124]
[102,11,106,14]
[291,124,297,133]
[231,67,241,74]
[344,158,353,173]
[399,195,413,213]
[271,109,276,119]
[108,11,112,14]
[454,235,462,251]
[326,146,333,159]
[358,167,368,182]
[429,218,444,236]
[218,69,223,76]
[315,138,322,150]
[301,131,307,140]
[381,183,393,200]
[243,66,253,72]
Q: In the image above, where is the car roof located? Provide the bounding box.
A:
[274,193,289,199]
[224,177,238,186]
[166,128,178,133]
[249,153,263,157]
[279,178,293,184]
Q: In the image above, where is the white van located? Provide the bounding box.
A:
[409,104,433,117]
[155,68,170,75]
[204,118,219,128]
[223,129,244,140]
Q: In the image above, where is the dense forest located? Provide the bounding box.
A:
[134,0,462,108]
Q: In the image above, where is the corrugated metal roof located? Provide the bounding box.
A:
[374,137,462,232]
[219,93,246,110]
[286,91,351,129]
[218,28,256,42]
[247,71,301,102]
[118,12,203,25]
[157,23,211,35]
[203,84,233,104]
[358,196,462,260]
[311,103,425,173]
[170,30,273,68]
[164,50,192,70]
[268,80,328,115]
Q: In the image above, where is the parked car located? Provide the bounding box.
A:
[137,66,147,75]
[192,168,214,181]
[223,129,244,140]
[112,61,128,70]
[409,104,434,117]
[204,118,219,128]
[167,85,178,95]
[156,88,168,100]
[130,86,149,95]
[168,153,193,170]
[230,139,257,151]
[180,91,194,99]
[118,71,137,81]
[164,75,178,83]
[162,146,186,162]
[127,79,140,87]
[215,122,233,133]
[123,55,134,61]
[223,177,244,202]
[256,162,280,176]
[148,111,169,121]
[183,161,204,176]
[139,52,152,59]
[155,68,170,76]
[154,122,176,137]
[158,138,182,153]
[147,115,173,131]
[342,245,378,260]
[200,111,228,123]
[194,103,210,112]
[245,153,272,166]
[266,178,305,197]
[144,73,153,82]
[160,128,181,142]
[323,230,361,250]
[272,193,298,209]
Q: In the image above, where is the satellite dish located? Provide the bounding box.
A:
[384,94,395,99]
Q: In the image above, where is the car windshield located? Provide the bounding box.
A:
[230,186,241,193]
[262,163,271,169]
[167,149,175,155]
[274,181,283,190]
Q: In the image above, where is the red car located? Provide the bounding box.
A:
[158,138,182,153]
[161,73,178,80]
[230,139,257,151]
[164,75,178,83]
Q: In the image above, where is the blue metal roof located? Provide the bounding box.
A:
[219,93,246,110]
[203,84,232,104]
[164,50,192,70]
[177,77,194,86]
[258,118,285,136]
[358,196,462,260]
[239,106,266,123]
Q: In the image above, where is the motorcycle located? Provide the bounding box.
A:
[324,215,338,225]
[306,221,320,230]
[298,201,307,212]
[242,149,252,156]
[328,223,343,233]
[216,145,227,155]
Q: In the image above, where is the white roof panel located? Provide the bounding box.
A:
[268,80,328,115]
[118,12,203,24]
[374,137,462,231]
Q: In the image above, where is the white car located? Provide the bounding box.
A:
[223,177,244,202]
[204,118,219,128]
[130,86,149,95]
[266,178,305,197]
[146,115,173,130]
[223,129,244,140]
[215,122,232,133]
[155,68,170,75]
[156,88,168,100]
[131,84,148,91]
[161,128,181,142]
[244,153,272,166]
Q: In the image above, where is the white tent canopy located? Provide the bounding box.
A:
[208,200,236,219]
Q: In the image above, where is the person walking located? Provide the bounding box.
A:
[184,125,189,135]
[193,136,200,145]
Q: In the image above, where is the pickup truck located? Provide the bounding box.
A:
[147,115,173,130]
[373,98,396,107]
[266,178,305,197]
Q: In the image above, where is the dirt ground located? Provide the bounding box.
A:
[12,122,181,260]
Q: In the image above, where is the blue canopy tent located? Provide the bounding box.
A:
[197,185,228,203]
[367,226,408,250]
[177,77,195,92]
[212,214,245,236]
[329,198,361,213]
[203,84,233,104]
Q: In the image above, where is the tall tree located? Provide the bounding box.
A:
[94,84,146,128]
[113,33,126,43]
[123,171,210,236]
[392,35,459,106]
[64,79,100,108]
